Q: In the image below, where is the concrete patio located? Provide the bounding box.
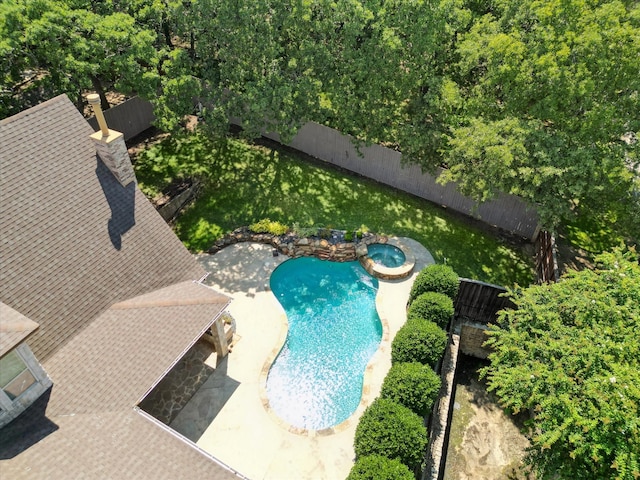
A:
[169,239,434,479]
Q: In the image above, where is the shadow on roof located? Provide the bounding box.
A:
[0,388,58,460]
[95,157,136,250]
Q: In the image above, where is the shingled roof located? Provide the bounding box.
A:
[0,96,238,479]
[0,302,39,357]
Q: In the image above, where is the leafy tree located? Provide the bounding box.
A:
[153,0,446,142]
[155,0,332,136]
[482,246,640,479]
[4,0,636,243]
[0,0,158,117]
[316,0,446,146]
[413,0,640,237]
[155,0,638,241]
[354,397,428,471]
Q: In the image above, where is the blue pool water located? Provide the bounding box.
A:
[267,257,382,430]
[367,243,406,268]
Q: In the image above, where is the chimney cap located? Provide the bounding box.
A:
[87,93,100,105]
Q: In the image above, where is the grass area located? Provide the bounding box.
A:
[563,215,629,257]
[556,203,637,273]
[134,132,534,287]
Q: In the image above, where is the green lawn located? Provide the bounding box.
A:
[563,215,630,258]
[134,133,534,287]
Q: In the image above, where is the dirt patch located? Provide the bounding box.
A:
[443,355,532,480]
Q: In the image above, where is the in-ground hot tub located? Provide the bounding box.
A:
[359,238,415,280]
[367,243,406,268]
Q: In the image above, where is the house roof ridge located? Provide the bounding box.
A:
[0,302,40,357]
[0,94,69,126]
[111,295,229,310]
[110,280,229,310]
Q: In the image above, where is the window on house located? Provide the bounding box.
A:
[0,344,52,428]
[0,350,36,400]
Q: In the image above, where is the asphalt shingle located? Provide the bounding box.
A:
[0,95,237,479]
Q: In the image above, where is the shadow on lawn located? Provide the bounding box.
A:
[134,133,534,287]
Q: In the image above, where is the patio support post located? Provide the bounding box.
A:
[210,317,229,358]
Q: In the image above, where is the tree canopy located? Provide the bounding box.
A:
[0,0,160,116]
[482,246,640,479]
[1,0,638,238]
[146,0,640,239]
[428,0,640,234]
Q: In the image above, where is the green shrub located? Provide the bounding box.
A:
[346,455,415,480]
[409,264,460,303]
[318,227,332,238]
[248,218,289,236]
[344,231,354,242]
[380,362,442,417]
[354,398,428,471]
[292,222,318,238]
[407,291,454,329]
[391,320,447,367]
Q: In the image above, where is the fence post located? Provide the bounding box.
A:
[535,230,560,284]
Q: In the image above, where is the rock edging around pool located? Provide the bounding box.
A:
[207,227,415,280]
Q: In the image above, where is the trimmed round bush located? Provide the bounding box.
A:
[391,319,447,367]
[380,362,442,417]
[346,455,415,480]
[409,264,460,303]
[354,398,428,471]
[407,291,454,328]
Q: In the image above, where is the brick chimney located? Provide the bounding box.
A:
[87,94,136,186]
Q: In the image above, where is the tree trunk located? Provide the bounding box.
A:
[162,14,174,49]
[90,75,110,110]
[189,32,196,60]
[76,89,84,113]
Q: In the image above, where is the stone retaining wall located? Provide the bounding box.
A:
[423,333,461,480]
[458,322,491,360]
[207,227,388,261]
[157,182,200,222]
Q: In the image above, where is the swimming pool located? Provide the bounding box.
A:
[266,257,382,430]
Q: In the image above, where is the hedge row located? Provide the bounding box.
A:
[391,319,447,367]
[349,263,457,478]
[353,398,428,471]
[346,454,414,480]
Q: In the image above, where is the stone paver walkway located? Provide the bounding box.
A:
[140,339,216,426]
[170,239,434,479]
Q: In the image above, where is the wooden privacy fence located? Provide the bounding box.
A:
[87,96,155,141]
[454,278,516,325]
[262,122,541,240]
